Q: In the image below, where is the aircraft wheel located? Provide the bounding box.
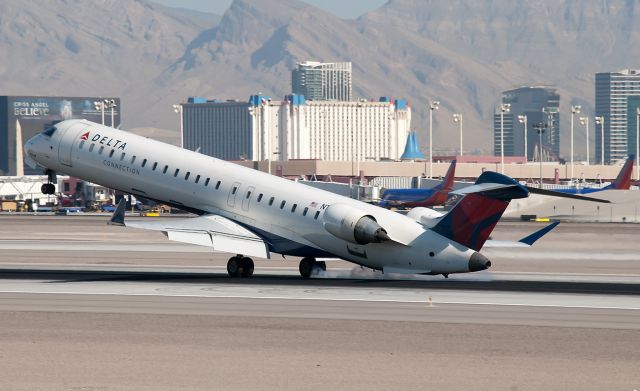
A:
[227,256,241,277]
[299,257,316,279]
[240,257,254,278]
[315,261,327,272]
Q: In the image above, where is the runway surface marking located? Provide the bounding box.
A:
[1,280,639,310]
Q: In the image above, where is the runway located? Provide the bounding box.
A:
[1,215,639,390]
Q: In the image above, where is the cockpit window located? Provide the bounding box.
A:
[42,126,57,137]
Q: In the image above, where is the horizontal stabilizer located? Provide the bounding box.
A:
[525,186,611,203]
[484,221,559,248]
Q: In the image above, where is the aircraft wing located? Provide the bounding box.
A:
[484,221,559,248]
[109,200,270,259]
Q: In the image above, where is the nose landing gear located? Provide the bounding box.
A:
[41,170,57,195]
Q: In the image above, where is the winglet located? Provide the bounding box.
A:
[108,199,127,226]
[518,221,559,246]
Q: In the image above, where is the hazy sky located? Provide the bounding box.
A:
[153,0,388,19]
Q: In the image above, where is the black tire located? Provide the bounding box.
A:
[227,257,241,277]
[299,257,315,279]
[41,184,48,194]
[315,261,327,272]
[47,183,55,194]
[240,257,254,278]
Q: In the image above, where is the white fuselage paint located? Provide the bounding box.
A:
[25,119,476,274]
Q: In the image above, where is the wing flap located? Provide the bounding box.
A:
[109,200,269,258]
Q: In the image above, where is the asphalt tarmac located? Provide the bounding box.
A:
[0,214,639,390]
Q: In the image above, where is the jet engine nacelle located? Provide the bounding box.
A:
[322,203,390,245]
[405,207,444,228]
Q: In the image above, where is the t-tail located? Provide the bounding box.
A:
[431,172,528,251]
[604,155,635,190]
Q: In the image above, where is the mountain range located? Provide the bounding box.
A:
[1,0,639,156]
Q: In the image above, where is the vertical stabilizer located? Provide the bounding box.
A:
[606,155,635,190]
[431,172,528,251]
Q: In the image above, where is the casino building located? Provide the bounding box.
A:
[0,96,120,176]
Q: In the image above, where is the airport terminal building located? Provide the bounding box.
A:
[0,95,120,176]
[182,95,412,162]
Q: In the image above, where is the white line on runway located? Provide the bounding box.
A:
[0,290,639,310]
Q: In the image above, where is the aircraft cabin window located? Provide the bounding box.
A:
[257,194,263,202]
[303,207,308,216]
[232,186,237,195]
[215,181,221,189]
[120,153,126,161]
[246,190,252,199]
[152,162,158,171]
[98,146,104,155]
[79,140,85,149]
[195,175,200,184]
[142,159,147,168]
[109,150,115,158]
[131,156,136,164]
[280,200,286,209]
[268,197,274,206]
[204,178,210,186]
[314,211,320,220]
[163,165,168,174]
[89,144,95,152]
[185,172,190,180]
[174,168,180,177]
[291,204,297,213]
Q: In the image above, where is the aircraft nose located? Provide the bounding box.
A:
[468,252,491,272]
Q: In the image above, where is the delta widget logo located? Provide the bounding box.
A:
[80,132,90,141]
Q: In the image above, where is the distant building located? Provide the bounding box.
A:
[494,86,560,161]
[596,69,640,164]
[182,95,411,162]
[627,96,640,158]
[292,61,352,101]
[0,95,120,176]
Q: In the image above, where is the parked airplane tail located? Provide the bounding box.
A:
[431,172,528,251]
[605,155,635,190]
[437,159,457,191]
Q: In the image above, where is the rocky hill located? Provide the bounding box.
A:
[1,0,638,155]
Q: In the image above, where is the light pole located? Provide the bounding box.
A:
[570,105,581,181]
[428,100,440,178]
[453,113,462,156]
[93,100,105,125]
[534,122,547,188]
[580,116,589,165]
[104,99,117,127]
[595,116,605,164]
[500,103,511,174]
[518,114,527,161]
[173,104,184,149]
[636,108,640,180]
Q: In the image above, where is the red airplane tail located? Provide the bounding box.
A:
[607,155,635,190]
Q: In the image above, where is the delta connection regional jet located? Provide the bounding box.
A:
[25,119,603,279]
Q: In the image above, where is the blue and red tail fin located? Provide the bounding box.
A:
[431,172,528,251]
[436,160,457,191]
[605,155,635,190]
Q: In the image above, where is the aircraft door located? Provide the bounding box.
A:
[242,186,255,211]
[227,182,241,208]
[58,123,88,167]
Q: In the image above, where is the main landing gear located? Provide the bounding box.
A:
[41,169,56,195]
[298,257,326,279]
[227,255,254,278]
